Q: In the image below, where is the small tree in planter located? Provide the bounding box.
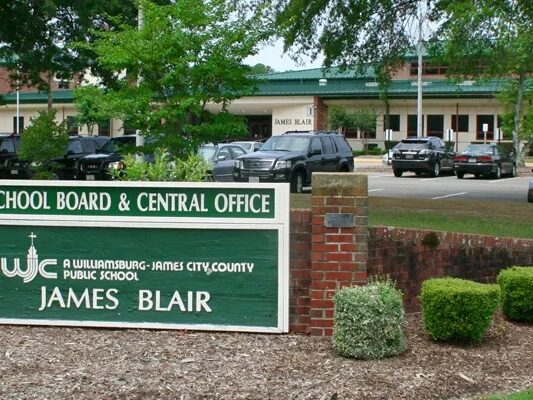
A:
[18,111,69,179]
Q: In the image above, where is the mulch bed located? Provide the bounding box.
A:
[0,312,531,400]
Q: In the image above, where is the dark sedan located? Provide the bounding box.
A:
[453,144,516,179]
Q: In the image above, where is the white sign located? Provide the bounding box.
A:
[482,124,489,132]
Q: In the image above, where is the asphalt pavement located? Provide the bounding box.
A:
[354,156,533,203]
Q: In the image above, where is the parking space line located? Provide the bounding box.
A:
[368,189,383,192]
[431,192,467,200]
[369,174,392,178]
[489,177,521,183]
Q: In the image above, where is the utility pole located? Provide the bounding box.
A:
[136,5,145,147]
[416,0,424,139]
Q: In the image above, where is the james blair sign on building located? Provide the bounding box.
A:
[0,181,290,333]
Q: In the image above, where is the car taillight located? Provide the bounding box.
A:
[477,155,493,163]
[454,155,468,162]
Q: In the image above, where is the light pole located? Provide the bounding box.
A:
[416,1,424,139]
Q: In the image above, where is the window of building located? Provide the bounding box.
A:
[383,114,400,131]
[407,114,424,137]
[98,120,111,137]
[476,115,494,140]
[12,116,24,134]
[451,115,469,132]
[410,62,448,75]
[67,116,78,135]
[427,115,444,138]
[58,80,71,89]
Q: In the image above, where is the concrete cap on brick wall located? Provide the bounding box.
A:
[312,173,368,197]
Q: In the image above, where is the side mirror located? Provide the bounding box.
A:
[509,151,514,157]
[309,148,321,156]
[217,155,227,161]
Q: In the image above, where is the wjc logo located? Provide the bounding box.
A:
[1,232,58,283]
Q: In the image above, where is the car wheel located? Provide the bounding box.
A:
[290,170,305,193]
[493,165,501,179]
[456,172,464,179]
[431,161,441,177]
[393,169,403,177]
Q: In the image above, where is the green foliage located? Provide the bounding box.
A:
[18,111,68,166]
[111,148,209,182]
[421,278,500,343]
[484,387,533,400]
[332,278,406,359]
[327,106,376,138]
[497,266,533,322]
[75,0,272,155]
[247,63,275,75]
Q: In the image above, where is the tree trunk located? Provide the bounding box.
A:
[512,73,526,167]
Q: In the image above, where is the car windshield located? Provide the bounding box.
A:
[261,136,310,152]
[0,137,15,153]
[462,145,494,155]
[98,141,118,153]
[233,142,252,151]
[198,146,217,161]
[397,141,429,150]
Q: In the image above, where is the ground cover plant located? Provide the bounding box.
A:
[421,278,500,342]
[290,195,533,239]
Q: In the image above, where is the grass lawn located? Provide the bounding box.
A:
[291,195,533,239]
[483,387,533,399]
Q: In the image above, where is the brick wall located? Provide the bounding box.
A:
[368,227,533,312]
[289,212,533,333]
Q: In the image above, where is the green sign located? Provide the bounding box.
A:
[0,182,275,219]
[0,181,289,333]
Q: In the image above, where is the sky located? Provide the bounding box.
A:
[245,39,324,72]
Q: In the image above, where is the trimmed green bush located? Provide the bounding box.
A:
[421,277,500,343]
[332,279,406,359]
[497,266,533,322]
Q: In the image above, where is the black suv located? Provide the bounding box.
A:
[6,135,111,179]
[233,131,354,193]
[76,136,133,180]
[0,134,20,178]
[391,136,455,177]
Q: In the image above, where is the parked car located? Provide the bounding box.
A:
[528,179,533,203]
[6,135,111,179]
[233,131,354,193]
[0,134,20,178]
[453,143,516,179]
[231,141,262,153]
[76,139,123,180]
[391,136,455,177]
[198,143,247,181]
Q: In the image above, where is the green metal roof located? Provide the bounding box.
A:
[2,89,74,104]
[254,77,515,99]
[253,66,376,81]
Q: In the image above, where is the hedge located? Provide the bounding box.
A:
[497,266,533,322]
[421,277,500,342]
[332,279,406,359]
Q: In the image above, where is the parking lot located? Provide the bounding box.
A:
[366,172,532,203]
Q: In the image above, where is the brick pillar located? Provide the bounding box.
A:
[313,96,327,131]
[310,173,369,336]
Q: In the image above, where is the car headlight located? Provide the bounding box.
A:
[108,161,124,170]
[419,149,430,155]
[234,160,242,169]
[274,160,291,169]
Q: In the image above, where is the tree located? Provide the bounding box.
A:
[0,1,142,109]
[247,63,275,75]
[273,0,423,78]
[75,0,272,155]
[327,106,376,148]
[18,111,69,178]
[431,0,533,165]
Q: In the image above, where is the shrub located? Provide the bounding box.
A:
[497,266,533,322]
[421,277,500,342]
[332,278,406,359]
